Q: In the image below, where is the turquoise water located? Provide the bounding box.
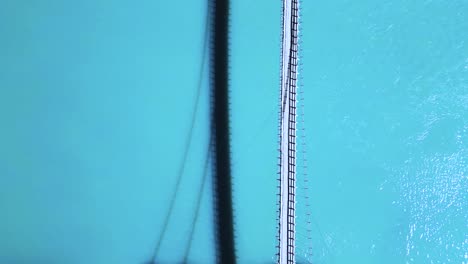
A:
[1,0,467,263]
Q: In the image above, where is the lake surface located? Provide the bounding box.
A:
[0,0,466,263]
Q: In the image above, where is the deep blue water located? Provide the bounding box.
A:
[1,0,467,263]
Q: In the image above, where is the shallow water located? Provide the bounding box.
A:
[0,0,466,263]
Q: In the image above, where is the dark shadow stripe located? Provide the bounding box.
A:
[211,0,236,263]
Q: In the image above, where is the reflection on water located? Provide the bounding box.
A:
[0,0,466,263]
